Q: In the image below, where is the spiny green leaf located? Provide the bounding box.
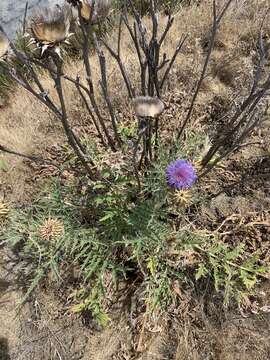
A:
[195,263,208,280]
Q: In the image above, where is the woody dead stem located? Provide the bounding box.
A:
[78,4,117,151]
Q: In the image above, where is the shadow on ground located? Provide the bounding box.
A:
[0,337,11,360]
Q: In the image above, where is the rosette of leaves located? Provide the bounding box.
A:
[27,4,73,57]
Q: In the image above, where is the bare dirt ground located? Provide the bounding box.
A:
[1,265,270,360]
[1,0,270,359]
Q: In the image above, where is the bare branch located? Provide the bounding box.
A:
[78,6,117,151]
[52,57,96,179]
[159,14,174,47]
[73,75,107,147]
[101,16,135,98]
[22,1,29,34]
[0,144,56,167]
[160,34,187,90]
[216,0,234,25]
[92,33,122,147]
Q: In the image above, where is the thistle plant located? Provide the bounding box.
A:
[0,0,184,187]
[1,0,270,328]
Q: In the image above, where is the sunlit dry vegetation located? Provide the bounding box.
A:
[0,0,270,359]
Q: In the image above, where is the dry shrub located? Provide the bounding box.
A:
[1,0,269,200]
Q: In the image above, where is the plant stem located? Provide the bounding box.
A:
[133,120,147,190]
[0,144,58,169]
[53,57,96,180]
[78,10,116,151]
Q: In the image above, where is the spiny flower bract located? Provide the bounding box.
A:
[166,159,197,190]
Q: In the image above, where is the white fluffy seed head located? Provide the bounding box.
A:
[132,96,165,118]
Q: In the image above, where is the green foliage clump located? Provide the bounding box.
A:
[1,130,269,324]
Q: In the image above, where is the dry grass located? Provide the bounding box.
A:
[173,295,270,360]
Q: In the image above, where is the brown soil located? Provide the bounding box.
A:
[1,265,270,360]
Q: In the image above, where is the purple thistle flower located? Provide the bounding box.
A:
[166,159,197,190]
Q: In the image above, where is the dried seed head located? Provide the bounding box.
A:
[28,4,72,55]
[174,190,192,207]
[39,218,65,242]
[132,96,165,118]
[0,31,10,61]
[80,0,112,23]
[0,201,9,221]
